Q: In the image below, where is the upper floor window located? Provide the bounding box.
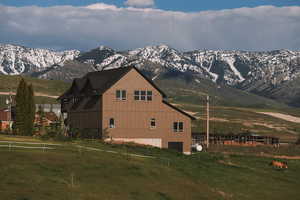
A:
[173,122,183,132]
[62,98,69,104]
[150,118,156,129]
[147,91,152,101]
[116,90,126,100]
[109,118,115,128]
[72,97,80,104]
[134,90,153,101]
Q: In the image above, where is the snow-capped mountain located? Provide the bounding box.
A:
[0,44,80,75]
[73,45,300,88]
[1,43,300,106]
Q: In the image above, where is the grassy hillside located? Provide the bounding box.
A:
[155,76,288,109]
[0,75,70,95]
[176,103,300,141]
[0,75,70,108]
[0,138,299,200]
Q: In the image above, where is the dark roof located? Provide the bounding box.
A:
[162,100,196,120]
[59,66,167,99]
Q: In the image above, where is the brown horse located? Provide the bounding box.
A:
[270,160,288,169]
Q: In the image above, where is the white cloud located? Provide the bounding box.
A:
[0,4,299,51]
[124,0,155,7]
[85,3,119,11]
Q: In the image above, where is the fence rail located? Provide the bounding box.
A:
[0,140,61,151]
[0,144,55,150]
[0,140,62,146]
[192,133,280,146]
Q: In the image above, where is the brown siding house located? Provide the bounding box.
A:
[59,66,195,154]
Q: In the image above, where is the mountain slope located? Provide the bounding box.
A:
[0,44,79,75]
[1,44,300,107]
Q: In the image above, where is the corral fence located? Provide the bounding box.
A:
[192,133,280,147]
[0,140,62,151]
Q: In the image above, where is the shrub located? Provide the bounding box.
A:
[54,133,71,142]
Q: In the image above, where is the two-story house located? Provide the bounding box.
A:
[59,66,195,154]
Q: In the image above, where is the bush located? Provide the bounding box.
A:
[54,133,71,142]
[67,128,100,139]
[40,134,51,141]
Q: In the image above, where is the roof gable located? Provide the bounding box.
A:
[131,67,167,98]
[59,66,166,99]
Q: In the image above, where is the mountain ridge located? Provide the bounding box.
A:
[0,43,299,107]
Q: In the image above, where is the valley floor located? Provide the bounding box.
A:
[257,112,300,123]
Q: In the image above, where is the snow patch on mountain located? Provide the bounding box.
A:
[223,56,245,82]
[0,44,80,75]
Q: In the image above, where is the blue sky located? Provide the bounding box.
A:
[1,0,299,11]
[0,0,299,51]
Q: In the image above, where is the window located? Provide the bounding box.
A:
[63,98,69,103]
[150,118,156,129]
[173,122,183,132]
[72,97,80,104]
[109,118,115,128]
[134,90,153,101]
[134,90,140,100]
[141,91,146,100]
[116,90,126,100]
[147,91,152,101]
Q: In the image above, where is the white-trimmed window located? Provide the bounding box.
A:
[150,118,156,129]
[147,91,152,101]
[134,90,153,101]
[116,90,126,100]
[173,122,183,132]
[109,118,115,128]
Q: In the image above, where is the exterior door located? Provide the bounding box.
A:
[168,142,183,153]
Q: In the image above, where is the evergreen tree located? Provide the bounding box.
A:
[25,84,35,136]
[15,78,27,135]
[38,105,46,135]
[15,78,35,136]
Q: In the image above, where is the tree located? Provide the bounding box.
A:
[37,105,46,135]
[15,78,27,135]
[25,84,35,136]
[15,78,35,136]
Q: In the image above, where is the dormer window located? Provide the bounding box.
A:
[116,90,126,100]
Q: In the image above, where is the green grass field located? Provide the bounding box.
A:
[0,137,300,200]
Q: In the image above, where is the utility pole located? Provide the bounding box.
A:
[206,96,210,149]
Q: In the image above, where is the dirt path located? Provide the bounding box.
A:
[258,112,300,123]
[0,92,59,99]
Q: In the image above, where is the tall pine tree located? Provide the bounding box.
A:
[25,84,35,136]
[15,78,35,135]
[15,78,27,135]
